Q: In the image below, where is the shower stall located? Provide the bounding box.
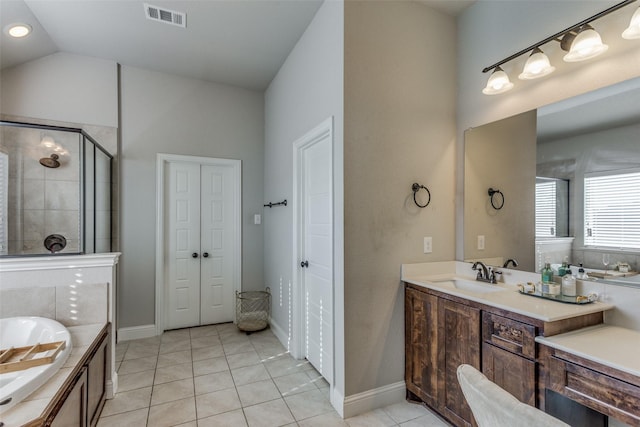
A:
[0,121,113,256]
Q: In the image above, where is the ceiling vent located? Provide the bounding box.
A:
[144,3,186,28]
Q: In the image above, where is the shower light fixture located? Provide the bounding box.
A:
[623,6,640,39]
[481,0,639,95]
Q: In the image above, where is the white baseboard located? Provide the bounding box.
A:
[268,317,290,350]
[342,381,406,419]
[117,324,157,342]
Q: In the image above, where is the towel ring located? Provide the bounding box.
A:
[412,183,431,208]
[488,188,504,210]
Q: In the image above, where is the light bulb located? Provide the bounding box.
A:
[622,7,640,39]
[519,48,555,80]
[564,26,608,62]
[482,67,514,95]
[5,23,32,38]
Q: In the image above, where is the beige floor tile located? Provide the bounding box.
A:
[191,334,222,349]
[264,354,305,378]
[299,411,350,427]
[231,363,271,386]
[284,388,334,421]
[220,332,251,345]
[147,396,196,427]
[134,336,162,346]
[101,387,152,417]
[192,345,225,361]
[174,422,198,427]
[345,408,396,427]
[195,388,242,419]
[194,370,235,395]
[223,339,255,355]
[236,378,281,406]
[151,377,195,406]
[159,338,191,354]
[96,407,148,427]
[255,344,290,360]
[193,356,229,376]
[243,398,295,427]
[383,401,431,424]
[227,350,262,370]
[157,349,192,368]
[189,324,219,338]
[117,369,155,392]
[161,329,192,343]
[197,409,248,427]
[124,343,159,360]
[154,362,193,385]
[273,371,318,396]
[400,412,451,427]
[118,355,158,374]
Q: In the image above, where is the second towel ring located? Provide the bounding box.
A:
[488,188,505,210]
[412,183,431,208]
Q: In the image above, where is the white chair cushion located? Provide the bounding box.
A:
[457,364,570,427]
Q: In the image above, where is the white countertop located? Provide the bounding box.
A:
[0,323,105,427]
[401,261,613,323]
[536,325,640,378]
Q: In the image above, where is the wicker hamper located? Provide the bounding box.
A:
[236,287,271,333]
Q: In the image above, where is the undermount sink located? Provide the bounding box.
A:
[430,278,506,294]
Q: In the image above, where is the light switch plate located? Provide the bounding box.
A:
[254,214,261,225]
[477,235,485,250]
[424,236,432,253]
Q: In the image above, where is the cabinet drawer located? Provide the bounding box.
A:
[482,312,536,359]
[549,356,640,425]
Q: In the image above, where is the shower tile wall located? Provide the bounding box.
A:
[1,126,81,254]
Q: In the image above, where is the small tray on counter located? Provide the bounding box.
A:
[516,283,598,305]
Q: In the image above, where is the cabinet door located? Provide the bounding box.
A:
[482,342,536,406]
[87,334,108,427]
[405,287,439,407]
[51,369,88,427]
[438,299,480,427]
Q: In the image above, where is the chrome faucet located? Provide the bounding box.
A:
[472,261,501,284]
[503,258,519,268]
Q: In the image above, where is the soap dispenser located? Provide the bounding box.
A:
[562,269,577,297]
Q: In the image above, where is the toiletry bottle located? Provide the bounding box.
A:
[558,257,569,277]
[541,258,553,284]
[577,263,589,280]
[562,271,577,297]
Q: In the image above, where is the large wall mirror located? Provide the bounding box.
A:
[463,77,640,287]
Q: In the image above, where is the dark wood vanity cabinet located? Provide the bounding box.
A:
[405,285,480,427]
[29,325,110,427]
[405,283,604,427]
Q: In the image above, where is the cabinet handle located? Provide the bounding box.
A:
[203,252,209,258]
[192,253,199,258]
[300,260,309,268]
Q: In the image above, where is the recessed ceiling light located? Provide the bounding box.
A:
[5,23,32,38]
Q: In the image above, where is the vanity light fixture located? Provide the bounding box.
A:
[481,0,638,95]
[5,23,32,38]
[562,24,609,62]
[623,6,640,39]
[518,48,555,80]
[482,67,514,95]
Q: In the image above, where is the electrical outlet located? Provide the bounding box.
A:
[477,235,485,250]
[424,236,432,254]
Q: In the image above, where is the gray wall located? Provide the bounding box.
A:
[119,66,264,328]
[264,0,345,397]
[344,1,456,396]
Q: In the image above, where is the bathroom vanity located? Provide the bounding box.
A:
[402,261,626,427]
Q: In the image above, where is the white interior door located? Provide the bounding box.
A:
[166,162,201,329]
[300,128,333,383]
[162,156,240,331]
[200,164,236,324]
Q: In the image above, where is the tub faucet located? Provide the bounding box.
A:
[503,258,519,268]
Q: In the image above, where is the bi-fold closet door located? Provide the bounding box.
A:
[165,160,237,330]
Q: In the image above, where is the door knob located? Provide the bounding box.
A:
[192,252,199,258]
[203,252,209,258]
[300,260,309,268]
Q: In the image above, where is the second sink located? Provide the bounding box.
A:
[431,278,506,294]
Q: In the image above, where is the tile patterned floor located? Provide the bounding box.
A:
[98,323,450,427]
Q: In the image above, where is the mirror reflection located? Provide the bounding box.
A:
[464,77,640,287]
